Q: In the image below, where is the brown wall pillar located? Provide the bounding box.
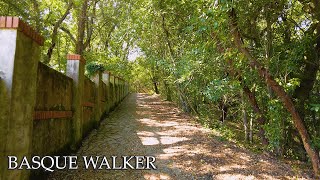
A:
[102,71,111,113]
[0,17,43,180]
[66,54,85,149]
[93,70,103,125]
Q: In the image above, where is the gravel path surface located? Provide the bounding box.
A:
[48,93,312,180]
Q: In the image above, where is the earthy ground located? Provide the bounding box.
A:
[48,93,313,180]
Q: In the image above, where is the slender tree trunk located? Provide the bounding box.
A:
[153,81,159,94]
[242,91,249,142]
[76,0,90,55]
[160,13,191,112]
[243,109,249,141]
[164,81,172,101]
[45,2,73,64]
[249,113,253,143]
[59,26,76,44]
[57,36,61,71]
[31,0,41,32]
[105,25,116,50]
[242,85,269,145]
[209,31,269,145]
[266,19,275,98]
[83,0,97,52]
[230,9,320,176]
[219,98,228,122]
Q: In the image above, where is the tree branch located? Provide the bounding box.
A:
[44,2,73,64]
[229,8,320,176]
[59,26,76,44]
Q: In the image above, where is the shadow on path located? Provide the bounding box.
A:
[48,93,311,180]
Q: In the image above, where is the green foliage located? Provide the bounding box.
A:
[312,136,320,150]
[2,0,319,168]
[310,104,320,113]
[86,63,105,77]
[264,99,286,151]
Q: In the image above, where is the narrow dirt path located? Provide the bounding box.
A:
[49,93,311,180]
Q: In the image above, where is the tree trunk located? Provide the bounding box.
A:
[219,99,228,122]
[153,81,159,94]
[44,2,73,64]
[105,25,116,50]
[230,9,320,176]
[160,12,190,112]
[243,109,249,141]
[178,91,191,113]
[31,0,41,32]
[83,0,97,52]
[242,86,269,145]
[266,19,275,98]
[76,0,89,55]
[209,31,268,145]
[242,91,249,142]
[164,81,172,101]
[249,113,253,143]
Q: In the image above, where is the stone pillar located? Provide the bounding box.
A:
[66,54,85,149]
[123,81,126,97]
[119,79,122,100]
[122,80,125,99]
[110,76,117,108]
[114,76,117,105]
[124,82,126,96]
[120,79,123,100]
[118,77,121,100]
[125,82,127,96]
[118,78,121,103]
[93,70,103,126]
[126,82,129,95]
[115,77,119,104]
[0,17,43,180]
[110,75,115,108]
[102,71,110,113]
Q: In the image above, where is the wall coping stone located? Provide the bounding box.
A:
[67,54,86,64]
[0,16,44,45]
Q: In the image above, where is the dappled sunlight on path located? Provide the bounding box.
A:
[49,93,311,180]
